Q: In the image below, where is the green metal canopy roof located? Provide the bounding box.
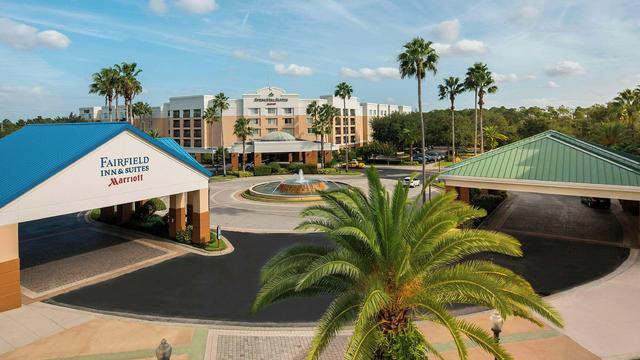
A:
[441,130,640,187]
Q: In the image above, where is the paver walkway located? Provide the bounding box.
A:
[0,303,597,359]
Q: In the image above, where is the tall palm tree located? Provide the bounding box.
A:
[146,129,160,138]
[317,104,339,168]
[483,125,508,150]
[612,88,639,138]
[233,117,253,171]
[594,121,629,148]
[438,76,466,162]
[89,67,119,122]
[132,101,152,130]
[475,65,498,153]
[306,101,322,164]
[252,167,562,360]
[114,62,143,123]
[464,63,487,155]
[335,82,353,172]
[400,126,420,162]
[398,37,438,204]
[207,92,230,176]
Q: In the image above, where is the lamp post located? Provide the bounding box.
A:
[490,311,504,360]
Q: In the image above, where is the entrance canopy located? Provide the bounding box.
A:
[0,123,212,225]
[229,131,337,154]
[441,130,640,201]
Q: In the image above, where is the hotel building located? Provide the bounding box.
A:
[80,86,412,153]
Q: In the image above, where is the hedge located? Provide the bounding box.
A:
[253,165,273,176]
[267,162,281,172]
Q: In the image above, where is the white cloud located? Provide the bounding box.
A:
[175,0,217,14]
[432,19,460,42]
[494,73,519,82]
[546,61,585,76]
[0,85,50,97]
[433,39,486,56]
[149,0,168,14]
[232,49,251,60]
[0,18,70,50]
[341,67,399,81]
[269,50,288,61]
[513,5,540,26]
[274,63,312,76]
[547,80,560,88]
[524,75,537,80]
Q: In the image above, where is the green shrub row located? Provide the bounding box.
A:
[254,165,273,176]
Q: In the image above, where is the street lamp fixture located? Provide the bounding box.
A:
[490,311,504,360]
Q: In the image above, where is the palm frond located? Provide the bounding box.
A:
[306,292,361,360]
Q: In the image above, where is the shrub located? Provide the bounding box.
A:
[472,194,506,214]
[288,162,304,172]
[175,225,193,243]
[236,170,254,177]
[318,168,337,174]
[377,322,427,360]
[267,162,281,172]
[90,208,101,220]
[126,214,167,237]
[253,165,272,176]
[147,198,166,211]
[300,163,318,174]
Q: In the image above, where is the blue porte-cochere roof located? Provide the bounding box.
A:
[0,122,211,209]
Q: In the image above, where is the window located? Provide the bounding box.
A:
[351,126,356,134]
[335,118,341,126]
[373,110,377,115]
[83,109,90,114]
[267,118,277,125]
[343,108,348,116]
[194,119,201,128]
[167,111,170,117]
[194,129,202,138]
[248,108,260,115]
[183,129,191,137]
[194,139,202,147]
[173,110,180,118]
[306,117,314,125]
[249,118,260,125]
[193,109,201,118]
[183,119,191,128]
[350,118,355,125]
[284,118,293,125]
[343,136,348,143]
[173,130,180,137]
[350,109,355,116]
[282,128,294,135]
[283,108,293,114]
[183,109,190,118]
[252,128,261,136]
[267,108,277,115]
[307,128,315,134]
[335,137,341,144]
[267,128,277,133]
[351,135,356,143]
[173,120,180,128]
[183,139,191,147]
[335,128,341,135]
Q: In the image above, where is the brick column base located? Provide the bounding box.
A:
[116,203,134,224]
[192,212,210,244]
[168,207,186,239]
[0,258,20,312]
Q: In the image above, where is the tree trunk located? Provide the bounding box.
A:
[242,139,246,172]
[115,95,119,122]
[451,100,456,163]
[320,132,325,167]
[108,97,113,122]
[474,90,478,156]
[221,117,227,176]
[344,98,349,172]
[417,72,426,204]
[479,96,485,153]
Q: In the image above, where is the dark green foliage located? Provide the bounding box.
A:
[300,163,318,174]
[126,215,167,237]
[253,165,273,176]
[147,198,166,211]
[1,114,85,138]
[267,162,281,172]
[355,141,396,161]
[377,322,427,360]
[175,225,193,243]
[287,162,304,172]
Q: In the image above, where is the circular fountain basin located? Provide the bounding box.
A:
[247,178,349,202]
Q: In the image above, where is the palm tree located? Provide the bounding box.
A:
[475,65,498,153]
[335,82,353,172]
[114,62,142,123]
[594,121,630,148]
[307,101,322,164]
[612,88,639,138]
[400,127,420,163]
[233,118,253,171]
[438,76,466,162]
[132,101,152,130]
[483,125,508,150]
[206,92,230,176]
[317,104,339,168]
[89,67,119,122]
[398,37,438,204]
[252,167,562,360]
[464,63,487,155]
[146,129,160,138]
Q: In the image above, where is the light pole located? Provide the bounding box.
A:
[490,311,504,360]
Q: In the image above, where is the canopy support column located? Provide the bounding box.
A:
[168,193,186,239]
[189,188,210,244]
[0,224,20,311]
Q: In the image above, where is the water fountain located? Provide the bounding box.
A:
[246,169,348,202]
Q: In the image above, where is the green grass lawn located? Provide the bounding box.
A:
[201,237,228,251]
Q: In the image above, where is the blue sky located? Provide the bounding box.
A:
[1,0,639,120]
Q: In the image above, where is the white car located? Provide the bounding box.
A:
[403,176,421,188]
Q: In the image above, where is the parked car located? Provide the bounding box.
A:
[427,151,445,161]
[402,176,421,188]
[580,197,611,209]
[244,162,254,170]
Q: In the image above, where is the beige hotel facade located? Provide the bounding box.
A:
[80,86,412,152]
